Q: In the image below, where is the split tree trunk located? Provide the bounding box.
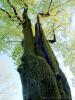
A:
[17,9,72,100]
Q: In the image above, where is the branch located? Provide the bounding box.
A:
[51,25,60,32]
[24,2,28,10]
[0,32,22,41]
[48,0,53,12]
[7,0,23,22]
[0,8,19,21]
[37,0,53,17]
[53,8,65,16]
[0,33,8,40]
[51,0,69,12]
[48,34,56,43]
[38,0,69,17]
[54,10,62,16]
[0,8,12,18]
[16,32,23,39]
[47,24,60,37]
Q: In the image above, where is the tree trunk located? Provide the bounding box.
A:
[18,54,61,100]
[17,9,72,100]
[34,16,72,100]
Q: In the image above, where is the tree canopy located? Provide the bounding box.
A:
[0,0,75,75]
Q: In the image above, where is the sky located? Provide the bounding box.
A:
[0,54,23,100]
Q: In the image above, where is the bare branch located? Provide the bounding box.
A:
[51,0,69,12]
[0,8,12,18]
[38,12,50,17]
[47,24,60,37]
[51,25,60,32]
[38,0,69,18]
[37,0,53,17]
[0,32,22,41]
[39,0,53,16]
[48,0,53,12]
[0,8,19,21]
[16,32,23,39]
[0,33,8,40]
[24,2,28,10]
[16,22,22,28]
[7,0,23,22]
[54,8,65,16]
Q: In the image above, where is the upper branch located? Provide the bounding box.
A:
[0,8,20,21]
[51,0,69,12]
[7,0,23,22]
[48,0,53,13]
[37,0,53,17]
[1,33,8,41]
[0,8,12,18]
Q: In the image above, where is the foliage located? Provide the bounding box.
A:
[12,43,23,65]
[0,0,75,75]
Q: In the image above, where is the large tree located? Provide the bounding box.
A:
[0,0,74,100]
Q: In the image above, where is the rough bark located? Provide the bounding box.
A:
[18,54,61,100]
[17,8,72,100]
[34,15,72,100]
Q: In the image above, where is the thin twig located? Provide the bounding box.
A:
[16,32,23,39]
[0,8,19,21]
[51,0,69,12]
[47,25,60,37]
[7,0,23,22]
[0,8,12,18]
[0,33,8,40]
[37,0,53,17]
[48,0,53,13]
[54,8,64,16]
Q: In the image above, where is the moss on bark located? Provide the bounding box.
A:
[18,54,61,100]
